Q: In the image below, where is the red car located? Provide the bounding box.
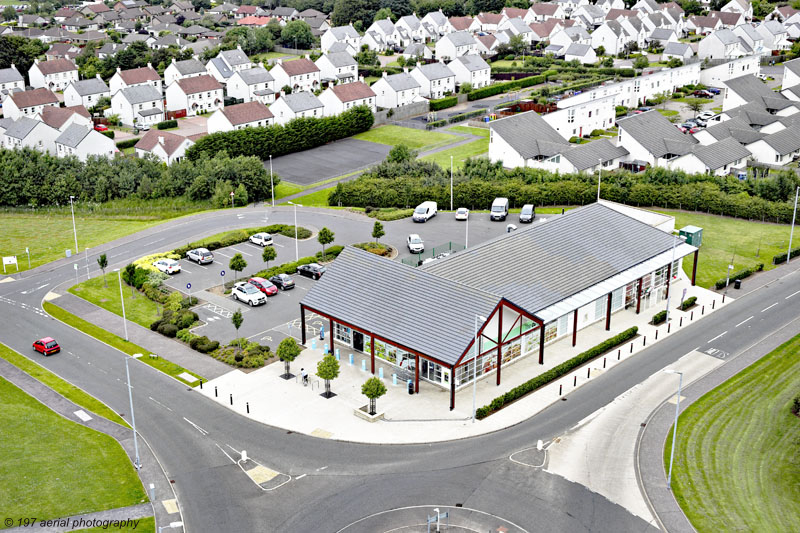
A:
[248,277,278,296]
[94,124,108,132]
[33,337,60,356]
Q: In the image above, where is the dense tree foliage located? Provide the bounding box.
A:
[0,36,48,84]
[331,0,380,26]
[280,20,315,49]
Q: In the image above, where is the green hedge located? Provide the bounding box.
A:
[475,327,638,419]
[447,109,485,124]
[173,224,311,257]
[467,74,546,101]
[681,296,697,311]
[429,96,457,111]
[157,119,178,130]
[772,246,800,265]
[186,106,374,161]
[255,246,345,278]
[714,263,763,290]
[116,138,138,149]
[316,245,344,262]
[425,119,447,130]
[652,310,667,325]
[100,130,115,139]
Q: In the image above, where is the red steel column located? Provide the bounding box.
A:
[370,335,375,374]
[691,250,699,286]
[414,357,419,393]
[328,317,334,354]
[538,324,545,364]
[665,263,672,298]
[636,278,643,314]
[496,308,503,386]
[300,305,306,345]
[605,293,612,331]
[571,308,578,347]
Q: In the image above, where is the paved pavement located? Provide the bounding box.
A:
[269,138,392,185]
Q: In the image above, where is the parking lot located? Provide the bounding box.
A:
[269,138,391,185]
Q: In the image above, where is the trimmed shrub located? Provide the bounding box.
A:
[468,74,546,101]
[426,119,447,129]
[157,119,178,130]
[172,224,311,257]
[714,263,763,290]
[590,129,605,136]
[652,310,667,325]
[475,327,638,419]
[792,394,800,416]
[316,245,344,262]
[772,246,800,265]
[353,242,391,256]
[447,109,485,124]
[157,323,178,337]
[150,319,162,331]
[100,130,115,139]
[429,96,458,111]
[116,138,138,149]
[681,296,697,311]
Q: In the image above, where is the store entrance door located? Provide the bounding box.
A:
[353,331,364,352]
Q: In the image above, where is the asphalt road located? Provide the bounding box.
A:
[3,206,799,532]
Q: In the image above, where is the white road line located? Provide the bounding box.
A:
[295,474,307,480]
[215,252,232,258]
[272,243,284,248]
[786,290,800,300]
[181,268,192,274]
[193,263,208,270]
[707,331,728,343]
[316,465,328,471]
[149,396,173,411]
[142,238,164,246]
[231,248,253,257]
[183,417,208,436]
[735,316,753,328]
[761,302,778,312]
[215,443,236,464]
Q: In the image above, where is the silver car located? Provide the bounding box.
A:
[186,248,214,264]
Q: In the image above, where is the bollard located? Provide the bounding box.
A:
[559,384,562,396]
[573,375,577,386]
[617,349,620,360]
[691,311,694,320]
[587,367,590,379]
[246,402,250,414]
[361,359,366,372]
[379,367,384,379]
[311,339,317,350]
[680,317,683,327]
[229,393,233,405]
[722,294,726,303]
[655,329,658,340]
[702,305,705,315]
[712,300,715,310]
[349,353,354,365]
[630,342,634,353]
[668,323,671,333]
[603,357,606,368]
[215,386,218,398]
[149,483,155,502]
[200,381,203,390]
[643,336,646,347]
[392,373,397,386]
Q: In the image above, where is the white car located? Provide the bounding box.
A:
[455,207,469,220]
[152,259,181,275]
[249,232,273,246]
[232,282,266,306]
[407,234,424,253]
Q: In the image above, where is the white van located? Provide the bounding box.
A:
[490,197,509,221]
[413,201,437,222]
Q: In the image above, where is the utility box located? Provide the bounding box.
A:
[679,225,703,247]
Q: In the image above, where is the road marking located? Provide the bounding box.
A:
[316,465,328,471]
[735,316,753,327]
[181,268,192,274]
[231,247,253,257]
[74,410,92,422]
[707,331,727,343]
[149,396,173,411]
[193,263,208,270]
[142,238,164,246]
[785,290,800,299]
[761,302,778,312]
[295,474,307,480]
[215,251,232,258]
[21,283,49,294]
[215,443,236,464]
[183,417,208,436]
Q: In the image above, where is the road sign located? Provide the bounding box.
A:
[186,283,192,290]
[2,256,17,273]
[220,270,225,276]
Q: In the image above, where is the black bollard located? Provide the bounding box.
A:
[214,386,218,397]
[603,357,606,368]
[559,384,562,396]
[573,375,577,386]
[246,402,250,414]
[229,393,233,405]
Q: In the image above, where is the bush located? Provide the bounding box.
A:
[475,327,638,419]
[316,245,344,262]
[353,242,391,256]
[792,394,800,416]
[681,296,697,311]
[100,130,114,139]
[772,246,800,265]
[652,310,667,325]
[426,119,447,129]
[429,96,458,111]
[468,74,546,101]
[186,106,374,161]
[157,323,178,337]
[209,339,270,367]
[713,263,764,290]
[150,319,162,331]
[172,224,311,256]
[157,119,178,130]
[116,138,138,149]
[590,129,605,136]
[447,109,485,124]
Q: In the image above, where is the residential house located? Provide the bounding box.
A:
[111,85,165,127]
[234,5,266,19]
[395,14,426,42]
[472,12,502,32]
[164,58,206,86]
[474,34,499,55]
[699,55,759,87]
[529,4,566,22]
[757,20,791,51]
[403,43,434,60]
[271,6,299,21]
[62,16,98,32]
[722,74,798,117]
[206,46,254,84]
[364,18,399,50]
[782,58,800,96]
[616,110,697,166]
[18,14,46,27]
[270,58,321,93]
[319,81,376,116]
[662,42,693,61]
[564,43,598,65]
[3,117,60,153]
[550,26,592,52]
[692,116,764,145]
[28,58,78,91]
[315,52,358,85]
[3,88,59,120]
[500,7,535,25]
[596,0,626,14]
[134,129,194,165]
[38,105,92,131]
[746,127,800,165]
[698,28,749,59]
[63,76,111,109]
[666,136,750,175]
[109,64,162,95]
[420,10,453,39]
[449,16,474,32]
[647,28,678,46]
[553,0,590,18]
[321,25,360,54]
[54,8,78,22]
[732,24,766,55]
[707,10,745,29]
[435,32,478,61]
[593,20,632,56]
[544,94,617,139]
[447,55,491,89]
[226,66,275,105]
[166,75,224,117]
[632,0,660,14]
[0,64,24,98]
[498,17,536,45]
[207,101,274,133]
[269,91,324,125]
[410,62,456,99]
[371,71,424,109]
[722,0,753,21]
[55,124,117,162]
[45,43,80,61]
[572,5,605,29]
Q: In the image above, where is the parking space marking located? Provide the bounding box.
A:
[231,247,253,257]
[202,303,233,319]
[181,268,192,274]
[215,251,232,258]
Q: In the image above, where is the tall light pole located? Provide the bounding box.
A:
[465,211,469,249]
[450,155,454,211]
[125,355,141,470]
[69,195,78,255]
[269,154,275,207]
[664,369,683,488]
[114,269,129,341]
[664,233,680,325]
[597,158,602,201]
[472,314,486,423]
[787,186,799,264]
[288,201,301,262]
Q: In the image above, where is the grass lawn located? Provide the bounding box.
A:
[489,59,521,69]
[364,76,379,86]
[353,125,457,151]
[672,97,714,105]
[72,517,154,533]
[666,333,800,532]
[421,138,490,169]
[0,377,147,525]
[274,181,304,200]
[657,109,679,117]
[449,125,490,138]
[69,275,161,329]
[0,342,129,428]
[44,302,205,387]
[655,209,793,289]
[288,188,333,207]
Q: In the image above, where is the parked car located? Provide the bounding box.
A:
[757,73,768,81]
[248,277,278,296]
[297,263,326,279]
[232,282,267,306]
[455,207,469,220]
[94,124,108,132]
[153,258,181,275]
[519,204,535,223]
[693,89,713,98]
[490,197,509,221]
[675,124,688,133]
[692,117,707,127]
[269,273,295,290]
[637,106,652,112]
[407,234,424,253]
[706,87,721,95]
[249,232,273,246]
[32,337,60,356]
[186,247,213,264]
[412,201,437,222]
[697,111,715,120]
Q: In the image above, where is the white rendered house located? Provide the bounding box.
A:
[226,66,275,105]
[165,75,224,117]
[110,84,164,127]
[55,124,117,161]
[268,91,324,126]
[319,81,376,116]
[207,101,274,133]
[3,88,58,120]
[28,58,78,91]
[63,75,110,109]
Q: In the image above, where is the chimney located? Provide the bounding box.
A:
[34,58,39,64]
[171,57,176,64]
[276,58,282,65]
[279,89,285,97]
[147,62,152,69]
[382,71,387,78]
[116,66,121,73]
[158,136,165,145]
[10,63,14,70]
[403,67,408,73]
[96,73,102,80]
[359,74,364,83]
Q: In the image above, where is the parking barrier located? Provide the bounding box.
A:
[559,384,562,396]
[702,305,705,315]
[349,353,353,365]
[668,323,671,333]
[586,367,590,379]
[573,375,577,386]
[691,311,694,320]
[603,357,606,368]
[630,342,633,353]
[712,300,715,309]
[655,329,658,340]
[643,336,646,347]
[680,317,683,327]
[617,349,620,360]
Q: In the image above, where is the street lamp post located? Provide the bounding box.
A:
[288,201,301,262]
[787,186,799,264]
[450,155,454,212]
[269,154,275,207]
[465,211,469,249]
[472,314,486,423]
[125,356,141,470]
[69,195,78,255]
[664,233,681,325]
[664,369,683,488]
[115,269,129,341]
[597,159,602,201]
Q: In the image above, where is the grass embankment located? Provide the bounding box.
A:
[421,138,490,169]
[449,126,491,137]
[656,209,792,288]
[353,125,458,151]
[69,276,161,329]
[0,378,147,526]
[72,517,155,533]
[666,333,800,532]
[43,302,204,387]
[0,342,129,428]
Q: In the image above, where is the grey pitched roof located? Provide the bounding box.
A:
[724,74,794,112]
[734,23,761,42]
[690,137,751,169]
[119,84,161,104]
[565,25,591,40]
[605,20,625,37]
[219,48,251,67]
[328,25,359,40]
[5,117,39,139]
[714,28,740,45]
[237,66,273,84]
[504,17,531,33]
[0,66,23,84]
[703,116,765,144]
[422,203,680,316]
[55,123,92,148]
[424,10,448,26]
[327,42,351,53]
[404,43,428,56]
[172,58,206,75]
[449,54,489,72]
[414,62,454,80]
[372,18,395,34]
[443,31,476,46]
[565,43,593,57]
[663,41,691,55]
[382,72,421,91]
[324,51,357,68]
[759,127,800,155]
[398,14,421,31]
[649,28,674,40]
[209,57,233,79]
[491,111,569,159]
[69,77,109,96]
[279,91,323,112]
[617,110,696,158]
[724,101,785,128]
[784,57,800,77]
[562,139,629,170]
[301,246,501,366]
[760,20,786,35]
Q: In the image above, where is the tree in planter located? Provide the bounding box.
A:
[262,245,277,268]
[97,253,108,287]
[362,376,387,416]
[317,227,334,261]
[123,263,137,298]
[232,309,243,352]
[683,97,706,115]
[372,220,385,244]
[277,337,301,379]
[316,354,339,398]
[229,253,247,284]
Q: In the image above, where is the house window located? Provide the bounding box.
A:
[544,322,558,343]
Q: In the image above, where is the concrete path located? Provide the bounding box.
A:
[51,292,230,380]
[4,503,152,532]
